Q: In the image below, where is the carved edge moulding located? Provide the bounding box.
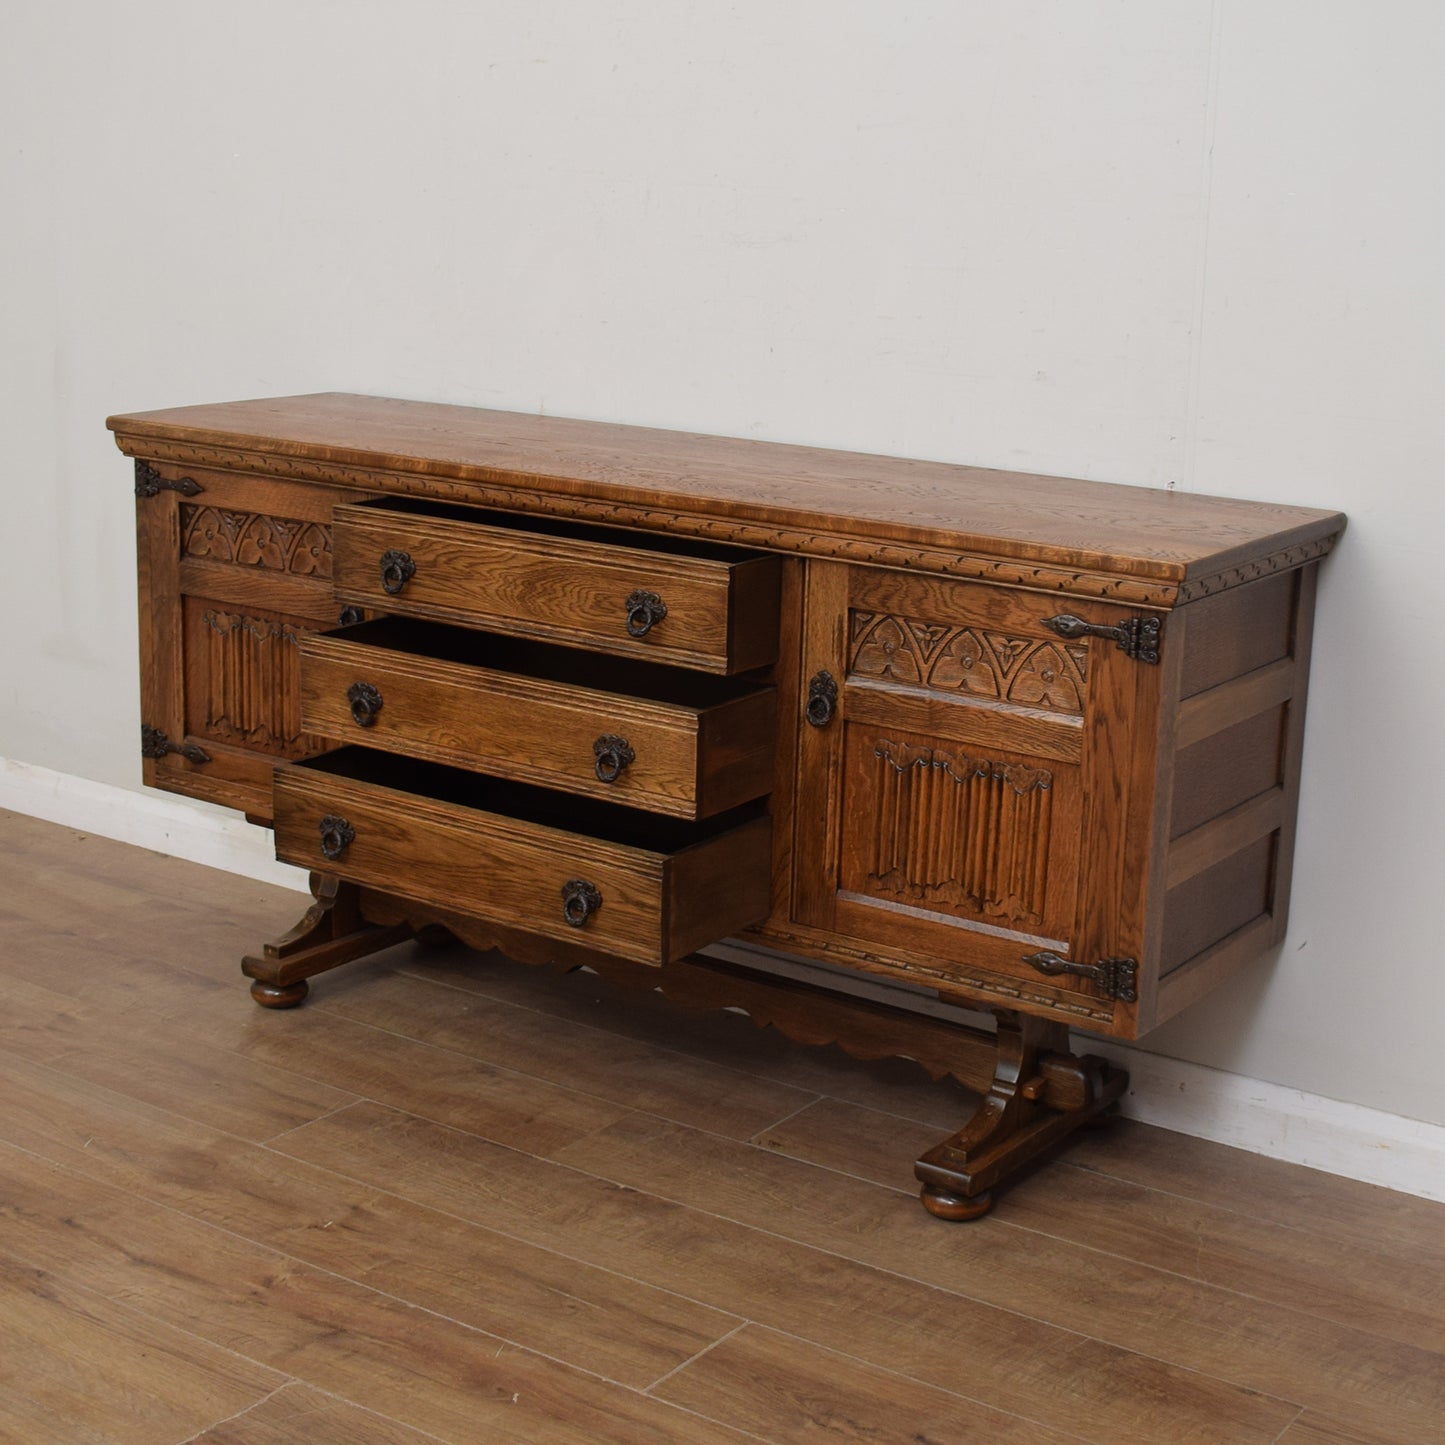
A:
[120,435,1343,605]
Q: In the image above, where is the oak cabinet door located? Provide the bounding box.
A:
[792,561,1163,1020]
[134,462,347,818]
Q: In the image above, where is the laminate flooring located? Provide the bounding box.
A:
[2,808,1442,1444]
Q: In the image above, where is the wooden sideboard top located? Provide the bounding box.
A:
[109,392,1345,601]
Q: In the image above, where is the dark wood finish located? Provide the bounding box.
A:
[133,465,352,821]
[915,1010,1127,1218]
[113,394,1344,1216]
[272,753,773,968]
[242,872,413,1007]
[332,498,781,674]
[299,621,776,819]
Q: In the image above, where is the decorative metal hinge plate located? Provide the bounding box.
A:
[134,460,204,498]
[1024,950,1139,1002]
[141,725,210,765]
[1041,613,1161,664]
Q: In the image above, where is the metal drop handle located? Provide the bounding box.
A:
[347,681,383,728]
[561,878,602,927]
[625,589,667,638]
[380,548,416,595]
[806,670,838,727]
[319,814,355,861]
[593,734,635,783]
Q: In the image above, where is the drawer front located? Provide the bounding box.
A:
[332,502,780,673]
[273,753,773,966]
[298,630,776,819]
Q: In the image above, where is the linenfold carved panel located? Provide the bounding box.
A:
[849,612,1088,713]
[189,607,323,757]
[181,505,332,577]
[860,739,1055,927]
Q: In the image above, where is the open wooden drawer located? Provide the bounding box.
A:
[332,497,781,673]
[272,748,772,966]
[298,619,777,820]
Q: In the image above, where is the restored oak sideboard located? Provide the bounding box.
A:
[111,394,1344,1218]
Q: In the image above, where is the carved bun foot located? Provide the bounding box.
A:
[250,978,309,1009]
[242,874,413,1008]
[914,1010,1129,1220]
[920,1186,993,1221]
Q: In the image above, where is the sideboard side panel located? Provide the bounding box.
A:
[1152,564,1319,1027]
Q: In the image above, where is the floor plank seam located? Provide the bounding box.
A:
[250,1122,754,1318]
[10,819,1445,1444]
[980,1206,1445,1362]
[0,1117,754,1395]
[0,1122,1335,1443]
[309,980,825,1133]
[172,1383,293,1445]
[663,1322,1103,1445]
[1059,1155,1428,1255]
[640,1320,752,1396]
[7,1010,1436,1424]
[0,1054,757,1341]
[1269,1405,1307,1444]
[260,1095,371,1146]
[3,1045,1336,1416]
[0,1231,293,1405]
[747,1096,828,1142]
[0,1152,730,1434]
[262,990,737,1129]
[542,1152,1314,1420]
[388,959,980,1130]
[746,1132,919,1197]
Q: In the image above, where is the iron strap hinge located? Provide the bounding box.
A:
[134,460,203,498]
[1024,950,1139,1003]
[141,725,210,766]
[1041,612,1162,664]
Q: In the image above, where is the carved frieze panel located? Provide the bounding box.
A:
[187,607,324,757]
[849,612,1088,713]
[181,505,332,577]
[855,738,1055,927]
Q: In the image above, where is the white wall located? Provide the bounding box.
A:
[4,2,1443,1126]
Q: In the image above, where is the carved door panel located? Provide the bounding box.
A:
[134,459,351,819]
[792,561,1161,1020]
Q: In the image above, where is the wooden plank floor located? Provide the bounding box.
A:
[2,808,1443,1445]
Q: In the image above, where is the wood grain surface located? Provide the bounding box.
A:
[110,392,1345,590]
[5,808,1439,1444]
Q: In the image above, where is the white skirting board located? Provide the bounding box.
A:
[0,756,309,893]
[4,753,1442,1205]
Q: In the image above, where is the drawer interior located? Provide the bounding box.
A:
[294,747,766,853]
[327,617,772,700]
[350,495,772,565]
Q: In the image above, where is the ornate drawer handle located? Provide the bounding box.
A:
[319,814,356,861]
[379,548,416,595]
[593,734,636,783]
[625,589,667,638]
[561,878,602,928]
[805,670,838,727]
[347,681,383,728]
